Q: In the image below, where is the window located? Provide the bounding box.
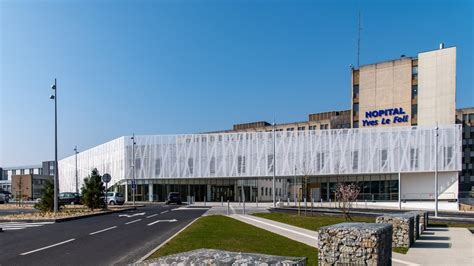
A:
[353,103,359,113]
[155,158,162,175]
[297,126,305,131]
[265,187,268,196]
[412,66,418,75]
[381,150,388,167]
[267,155,274,173]
[261,187,264,196]
[309,125,316,130]
[210,157,216,174]
[410,148,418,168]
[412,85,418,98]
[286,128,294,131]
[320,124,328,130]
[238,156,246,174]
[188,158,194,175]
[353,85,359,94]
[412,104,418,116]
[269,188,272,196]
[352,151,358,170]
[353,121,359,128]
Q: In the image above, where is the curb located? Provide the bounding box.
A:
[135,217,201,264]
[0,206,139,223]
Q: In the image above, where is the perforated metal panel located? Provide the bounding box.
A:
[59,125,461,192]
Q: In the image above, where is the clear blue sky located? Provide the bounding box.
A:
[1,0,473,167]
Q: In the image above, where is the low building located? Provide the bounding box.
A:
[11,174,54,200]
[0,161,55,193]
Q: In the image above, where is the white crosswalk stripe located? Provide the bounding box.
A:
[0,221,54,231]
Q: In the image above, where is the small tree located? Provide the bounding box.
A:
[81,168,105,211]
[335,183,360,221]
[34,180,56,213]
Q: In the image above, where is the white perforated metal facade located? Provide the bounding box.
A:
[59,125,462,192]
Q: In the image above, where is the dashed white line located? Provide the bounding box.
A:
[20,239,76,255]
[160,210,169,214]
[125,219,142,225]
[89,226,117,235]
[146,214,158,218]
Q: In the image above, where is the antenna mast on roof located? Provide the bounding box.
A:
[357,11,362,68]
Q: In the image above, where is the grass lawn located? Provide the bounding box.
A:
[429,221,474,228]
[253,212,374,232]
[148,215,318,265]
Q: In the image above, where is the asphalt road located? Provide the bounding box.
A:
[0,204,209,265]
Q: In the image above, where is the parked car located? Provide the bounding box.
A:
[104,192,124,205]
[59,192,81,205]
[165,192,182,205]
[0,191,10,203]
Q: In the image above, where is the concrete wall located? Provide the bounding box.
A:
[401,171,458,200]
[418,47,456,126]
[358,58,412,127]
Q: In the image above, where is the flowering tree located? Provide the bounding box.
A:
[335,183,360,221]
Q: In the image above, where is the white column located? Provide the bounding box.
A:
[148,183,153,202]
[124,180,129,202]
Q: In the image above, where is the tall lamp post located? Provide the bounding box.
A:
[50,79,59,213]
[434,125,439,217]
[74,146,79,194]
[272,120,276,208]
[131,134,136,206]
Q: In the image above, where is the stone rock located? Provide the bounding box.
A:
[317,222,392,266]
[376,213,414,248]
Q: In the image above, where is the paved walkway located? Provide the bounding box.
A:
[230,214,318,248]
[392,226,474,266]
[228,213,474,266]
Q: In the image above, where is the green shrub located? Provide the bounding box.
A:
[81,168,105,211]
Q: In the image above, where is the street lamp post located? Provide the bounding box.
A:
[434,125,439,217]
[272,120,276,208]
[74,146,79,194]
[131,134,136,206]
[50,79,59,213]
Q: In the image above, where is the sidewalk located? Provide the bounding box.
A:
[392,227,474,266]
[228,213,474,266]
[229,214,318,248]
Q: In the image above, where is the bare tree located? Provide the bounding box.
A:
[335,183,360,221]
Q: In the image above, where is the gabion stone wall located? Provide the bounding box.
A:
[376,214,414,248]
[318,222,392,266]
[419,211,428,232]
[407,211,423,239]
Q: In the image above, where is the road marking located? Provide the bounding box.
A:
[160,210,169,214]
[20,239,75,256]
[146,214,158,218]
[125,219,142,225]
[89,226,117,235]
[171,207,209,211]
[0,221,55,231]
[392,258,420,266]
[236,215,318,240]
[119,212,145,218]
[147,219,177,226]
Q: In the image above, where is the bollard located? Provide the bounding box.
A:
[243,198,246,215]
[227,200,230,215]
[221,196,223,206]
[239,197,241,206]
[320,198,323,208]
[287,198,290,207]
[304,198,307,216]
[294,196,297,207]
[204,196,206,207]
[311,197,314,216]
[365,199,367,208]
[256,197,258,207]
